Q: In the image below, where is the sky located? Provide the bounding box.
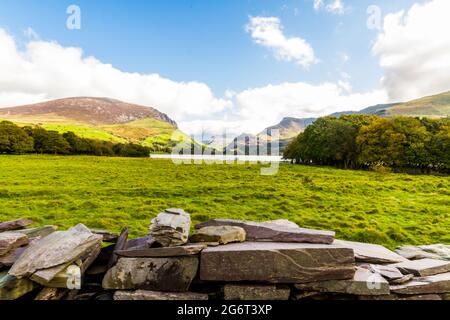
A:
[1,0,450,137]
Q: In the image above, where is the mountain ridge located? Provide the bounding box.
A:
[0,97,183,150]
[2,91,449,154]
[0,97,177,127]
[221,90,450,155]
[262,90,450,142]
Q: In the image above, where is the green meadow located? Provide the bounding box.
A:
[0,155,448,249]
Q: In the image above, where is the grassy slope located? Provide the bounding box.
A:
[0,155,448,249]
[41,124,127,143]
[387,91,450,117]
[1,116,182,147]
[100,118,180,145]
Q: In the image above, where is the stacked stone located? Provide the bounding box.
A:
[149,209,191,247]
[0,219,106,300]
[1,212,450,301]
[102,213,450,301]
[102,214,352,300]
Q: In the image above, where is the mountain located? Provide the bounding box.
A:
[268,90,450,138]
[224,133,258,155]
[203,135,234,150]
[228,90,450,155]
[330,103,399,117]
[0,97,176,126]
[260,117,316,140]
[0,97,188,149]
[385,91,450,117]
[331,91,450,118]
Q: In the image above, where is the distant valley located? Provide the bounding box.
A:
[1,91,449,154]
[221,90,450,155]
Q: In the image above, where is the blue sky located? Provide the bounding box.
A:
[0,0,447,135]
[0,0,418,94]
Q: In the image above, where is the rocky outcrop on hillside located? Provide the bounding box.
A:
[0,97,177,127]
[1,213,449,301]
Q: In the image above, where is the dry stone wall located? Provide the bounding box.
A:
[1,211,449,301]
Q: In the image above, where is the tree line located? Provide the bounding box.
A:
[0,121,151,157]
[283,115,450,174]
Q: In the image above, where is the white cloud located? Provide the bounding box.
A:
[233,82,387,133]
[0,28,230,121]
[314,0,346,15]
[179,119,255,138]
[181,80,387,137]
[326,0,345,15]
[373,0,450,101]
[314,0,324,11]
[182,79,387,137]
[246,16,318,68]
[0,28,388,138]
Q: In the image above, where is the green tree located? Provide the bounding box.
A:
[423,118,450,171]
[357,117,432,170]
[284,115,377,168]
[0,121,34,154]
[26,127,70,154]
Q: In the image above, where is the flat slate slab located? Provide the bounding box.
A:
[116,244,207,258]
[395,244,450,261]
[223,285,290,301]
[125,236,155,250]
[102,256,199,292]
[195,219,335,244]
[0,219,33,233]
[190,226,246,245]
[114,290,208,300]
[295,268,390,296]
[334,240,407,264]
[390,272,450,295]
[0,232,28,256]
[389,274,415,285]
[368,264,404,282]
[91,229,119,243]
[0,238,40,268]
[9,224,103,279]
[15,226,58,238]
[391,258,450,277]
[359,294,442,300]
[200,242,355,283]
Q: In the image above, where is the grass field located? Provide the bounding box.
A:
[41,124,128,143]
[0,155,448,249]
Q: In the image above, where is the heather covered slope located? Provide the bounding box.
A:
[0,97,176,126]
[0,97,189,150]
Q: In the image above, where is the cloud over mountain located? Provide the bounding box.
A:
[0,29,231,120]
[373,0,450,101]
[0,27,388,137]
